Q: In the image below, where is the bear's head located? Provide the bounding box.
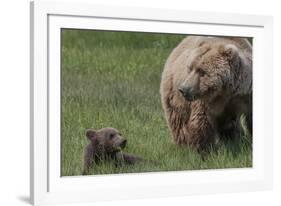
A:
[86,127,127,154]
[178,43,240,102]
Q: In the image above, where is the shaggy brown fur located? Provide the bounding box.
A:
[160,36,252,152]
[82,128,143,175]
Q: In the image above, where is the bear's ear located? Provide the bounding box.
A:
[220,44,239,63]
[86,129,97,142]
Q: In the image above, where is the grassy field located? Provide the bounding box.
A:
[61,29,252,176]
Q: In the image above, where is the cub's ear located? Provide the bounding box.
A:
[86,129,97,141]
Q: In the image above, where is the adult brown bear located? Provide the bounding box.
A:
[160,36,252,152]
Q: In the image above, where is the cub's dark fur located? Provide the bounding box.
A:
[82,127,143,175]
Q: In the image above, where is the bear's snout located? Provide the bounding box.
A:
[178,85,198,101]
[119,139,127,149]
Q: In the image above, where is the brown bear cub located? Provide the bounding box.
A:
[82,127,143,175]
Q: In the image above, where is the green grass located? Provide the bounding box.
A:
[61,29,252,176]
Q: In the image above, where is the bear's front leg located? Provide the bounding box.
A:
[186,102,216,152]
[217,115,241,140]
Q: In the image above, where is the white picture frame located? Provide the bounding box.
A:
[30,0,273,205]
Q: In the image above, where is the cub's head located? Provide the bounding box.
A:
[86,127,127,154]
[178,43,240,101]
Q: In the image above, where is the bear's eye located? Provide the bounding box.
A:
[197,68,206,77]
[109,134,115,139]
